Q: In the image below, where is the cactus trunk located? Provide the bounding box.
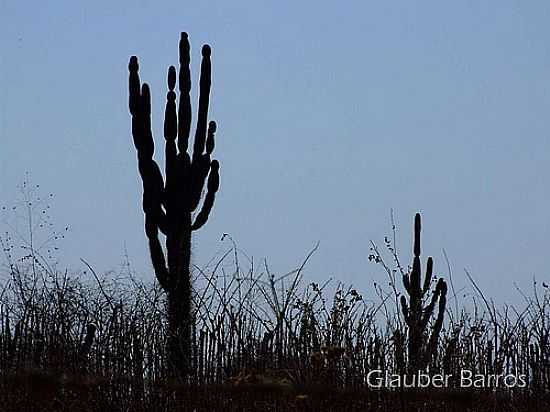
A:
[166,219,192,375]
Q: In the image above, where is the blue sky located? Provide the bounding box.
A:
[1,1,549,301]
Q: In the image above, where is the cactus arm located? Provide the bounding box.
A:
[156,210,168,236]
[409,256,422,319]
[165,66,178,141]
[410,258,421,296]
[189,155,212,211]
[189,118,216,212]
[420,258,439,332]
[148,234,169,290]
[136,84,166,237]
[178,32,192,154]
[422,256,434,296]
[192,45,212,160]
[128,56,169,285]
[420,284,441,330]
[175,33,193,213]
[414,213,421,256]
[402,273,411,294]
[426,279,448,359]
[186,46,213,212]
[138,84,156,161]
[191,159,220,231]
[129,58,151,159]
[128,56,141,115]
[205,120,216,155]
[164,65,179,216]
[409,214,423,324]
[422,257,434,296]
[190,120,218,214]
[410,216,422,292]
[400,295,410,326]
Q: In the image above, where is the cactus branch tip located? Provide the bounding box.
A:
[129,56,138,70]
[168,66,176,90]
[415,213,421,231]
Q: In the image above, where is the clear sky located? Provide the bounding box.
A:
[1,1,549,302]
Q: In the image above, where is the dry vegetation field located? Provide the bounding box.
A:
[0,189,549,411]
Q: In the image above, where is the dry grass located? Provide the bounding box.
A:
[0,185,549,411]
[0,239,548,411]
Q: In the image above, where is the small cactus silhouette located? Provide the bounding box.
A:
[128,32,220,377]
[400,213,447,371]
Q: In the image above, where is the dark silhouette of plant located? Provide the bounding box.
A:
[400,213,447,371]
[128,32,220,377]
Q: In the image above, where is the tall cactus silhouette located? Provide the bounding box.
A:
[400,213,447,371]
[128,32,220,376]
